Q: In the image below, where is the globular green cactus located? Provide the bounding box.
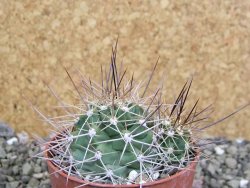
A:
[35,40,249,187]
[38,41,206,186]
[65,99,194,184]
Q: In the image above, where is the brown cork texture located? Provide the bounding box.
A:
[0,0,249,138]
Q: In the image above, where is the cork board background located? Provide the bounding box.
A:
[0,0,250,139]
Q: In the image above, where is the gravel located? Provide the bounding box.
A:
[0,123,50,188]
[195,138,250,188]
[0,123,249,188]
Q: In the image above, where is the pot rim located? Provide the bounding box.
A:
[45,135,199,187]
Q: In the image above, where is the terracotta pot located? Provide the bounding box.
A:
[46,149,198,188]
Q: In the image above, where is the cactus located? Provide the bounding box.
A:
[66,98,194,184]
[35,40,248,187]
[34,41,197,186]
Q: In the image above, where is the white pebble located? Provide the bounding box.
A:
[6,137,18,145]
[128,170,138,181]
[10,155,17,160]
[236,138,244,144]
[214,146,225,155]
[152,172,159,180]
[33,173,43,179]
[240,179,249,188]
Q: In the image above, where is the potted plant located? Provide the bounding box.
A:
[35,41,248,188]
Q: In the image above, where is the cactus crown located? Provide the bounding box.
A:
[34,40,248,187]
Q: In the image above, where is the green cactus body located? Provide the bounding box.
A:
[68,100,193,182]
[69,103,155,178]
